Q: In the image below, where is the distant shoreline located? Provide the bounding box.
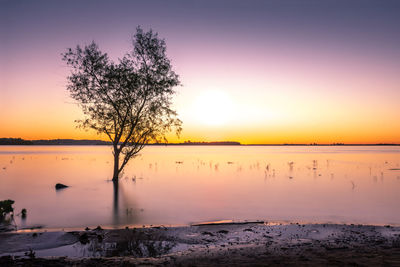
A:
[0,138,399,146]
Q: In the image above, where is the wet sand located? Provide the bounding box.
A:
[1,222,400,266]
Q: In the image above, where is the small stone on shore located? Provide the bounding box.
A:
[55,183,68,190]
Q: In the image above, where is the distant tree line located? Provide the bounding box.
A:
[32,139,111,145]
[0,138,33,145]
[0,138,110,145]
[0,138,241,146]
[179,141,241,145]
[1,138,398,146]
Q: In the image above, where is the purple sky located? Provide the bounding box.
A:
[1,0,400,143]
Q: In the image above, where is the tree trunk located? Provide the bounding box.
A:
[112,150,120,181]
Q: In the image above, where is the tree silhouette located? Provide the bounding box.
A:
[62,27,181,181]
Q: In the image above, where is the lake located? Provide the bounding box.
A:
[0,145,399,230]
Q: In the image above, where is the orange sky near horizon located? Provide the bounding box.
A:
[2,45,400,144]
[1,77,399,145]
[1,1,400,144]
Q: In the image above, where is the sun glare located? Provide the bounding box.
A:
[193,90,234,126]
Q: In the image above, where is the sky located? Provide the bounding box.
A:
[1,0,400,144]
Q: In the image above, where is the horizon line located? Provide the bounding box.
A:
[0,138,399,146]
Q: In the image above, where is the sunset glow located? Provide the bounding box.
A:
[192,89,234,126]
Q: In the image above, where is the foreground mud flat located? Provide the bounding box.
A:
[1,222,400,266]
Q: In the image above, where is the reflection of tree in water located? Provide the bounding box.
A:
[112,180,138,227]
[112,180,119,226]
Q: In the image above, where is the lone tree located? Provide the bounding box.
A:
[62,27,181,181]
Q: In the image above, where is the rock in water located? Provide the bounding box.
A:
[55,183,68,190]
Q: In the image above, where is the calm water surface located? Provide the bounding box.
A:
[0,145,399,229]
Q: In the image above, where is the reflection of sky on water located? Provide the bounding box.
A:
[0,146,399,229]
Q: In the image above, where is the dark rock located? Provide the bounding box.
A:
[79,233,89,244]
[55,183,68,190]
[21,208,27,219]
[24,249,35,259]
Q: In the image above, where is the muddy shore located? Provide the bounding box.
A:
[1,222,400,266]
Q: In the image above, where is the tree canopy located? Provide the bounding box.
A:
[62,27,181,180]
